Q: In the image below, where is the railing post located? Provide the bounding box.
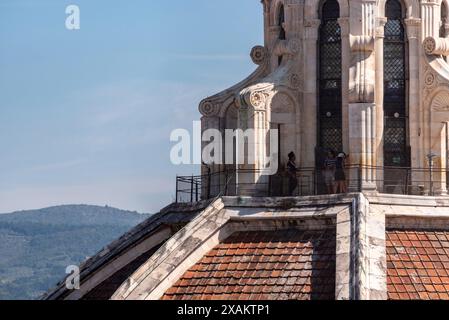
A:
[405,168,411,196]
[207,169,211,199]
[196,180,199,202]
[190,175,194,203]
[224,169,229,196]
[175,176,179,203]
[358,166,363,192]
[430,166,434,196]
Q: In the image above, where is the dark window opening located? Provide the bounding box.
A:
[278,4,286,65]
[318,0,342,153]
[383,0,409,167]
[441,2,448,38]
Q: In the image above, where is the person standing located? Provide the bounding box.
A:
[335,153,347,194]
[323,151,337,194]
[287,152,299,196]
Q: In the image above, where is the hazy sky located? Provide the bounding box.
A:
[0,0,263,213]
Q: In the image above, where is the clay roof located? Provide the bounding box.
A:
[387,230,449,300]
[162,229,336,300]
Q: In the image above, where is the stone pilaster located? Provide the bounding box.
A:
[235,100,270,196]
[427,119,449,196]
[335,207,352,300]
[434,122,448,195]
[405,18,424,189]
[302,18,320,168]
[346,1,377,191]
[339,17,351,155]
[422,1,440,38]
[375,17,387,190]
[353,194,387,300]
[349,103,377,191]
[336,194,387,300]
[347,1,375,104]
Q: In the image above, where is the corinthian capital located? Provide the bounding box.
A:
[404,18,421,40]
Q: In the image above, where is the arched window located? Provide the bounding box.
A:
[278,4,286,65]
[383,0,409,167]
[441,1,448,38]
[318,0,342,153]
[278,4,286,40]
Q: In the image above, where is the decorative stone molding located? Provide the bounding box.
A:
[423,36,449,56]
[404,18,421,40]
[249,91,268,110]
[348,103,377,190]
[431,90,449,112]
[349,34,375,103]
[273,38,301,60]
[199,100,220,117]
[349,35,375,52]
[424,66,439,90]
[250,45,268,65]
[289,73,302,90]
[238,35,302,111]
[238,83,272,111]
[270,92,295,113]
[376,17,387,38]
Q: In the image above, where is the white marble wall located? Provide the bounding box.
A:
[199,0,449,195]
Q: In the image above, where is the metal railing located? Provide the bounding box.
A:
[175,165,449,203]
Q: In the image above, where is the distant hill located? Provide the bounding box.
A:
[0,205,149,300]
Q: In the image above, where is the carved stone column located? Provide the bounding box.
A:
[235,91,272,197]
[375,17,387,190]
[339,17,351,156]
[349,103,377,191]
[434,122,448,196]
[405,18,424,191]
[428,92,449,196]
[347,1,377,191]
[421,1,440,38]
[302,19,320,168]
[199,102,222,198]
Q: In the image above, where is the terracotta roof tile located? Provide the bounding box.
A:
[162,229,336,300]
[387,230,449,300]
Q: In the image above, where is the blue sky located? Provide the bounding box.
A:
[0,0,263,213]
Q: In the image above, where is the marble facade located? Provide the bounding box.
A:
[199,0,449,196]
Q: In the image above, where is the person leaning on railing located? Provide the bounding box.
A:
[323,151,337,194]
[335,153,347,194]
[287,152,299,196]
